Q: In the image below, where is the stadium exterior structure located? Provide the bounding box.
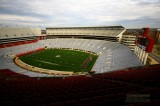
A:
[0,26,143,77]
[46,26,125,42]
[121,34,136,51]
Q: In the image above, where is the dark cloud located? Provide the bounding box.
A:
[0,0,47,18]
[117,17,160,28]
[134,0,160,6]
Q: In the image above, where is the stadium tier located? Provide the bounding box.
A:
[121,34,136,51]
[0,28,42,49]
[0,65,160,106]
[46,26,126,42]
[0,37,143,77]
[0,28,41,38]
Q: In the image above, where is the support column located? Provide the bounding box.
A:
[136,46,139,56]
[143,53,148,65]
[134,46,138,55]
[139,49,143,60]
[137,47,141,58]
[141,51,145,62]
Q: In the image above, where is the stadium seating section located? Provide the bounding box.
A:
[46,26,124,37]
[0,64,160,106]
[0,39,38,48]
[0,38,143,76]
[0,28,41,38]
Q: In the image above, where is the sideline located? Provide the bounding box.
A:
[14,57,73,76]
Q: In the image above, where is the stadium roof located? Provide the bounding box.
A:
[46,26,125,29]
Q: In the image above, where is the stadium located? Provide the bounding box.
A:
[0,26,160,106]
[0,26,143,76]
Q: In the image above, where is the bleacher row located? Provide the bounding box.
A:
[94,65,160,86]
[47,29,123,37]
[0,39,38,48]
[0,28,41,38]
[0,59,50,77]
[0,64,160,106]
[16,47,45,57]
[0,40,44,56]
[0,69,28,79]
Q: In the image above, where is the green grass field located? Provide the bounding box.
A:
[19,48,98,73]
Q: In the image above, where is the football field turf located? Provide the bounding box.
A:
[19,48,98,73]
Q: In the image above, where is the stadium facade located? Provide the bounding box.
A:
[46,26,125,42]
[121,34,136,51]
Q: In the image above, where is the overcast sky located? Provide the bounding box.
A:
[0,0,160,28]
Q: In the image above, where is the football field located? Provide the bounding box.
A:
[19,48,98,72]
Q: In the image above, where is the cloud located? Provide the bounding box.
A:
[0,14,43,22]
[116,17,160,28]
[133,0,160,6]
[0,0,160,28]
